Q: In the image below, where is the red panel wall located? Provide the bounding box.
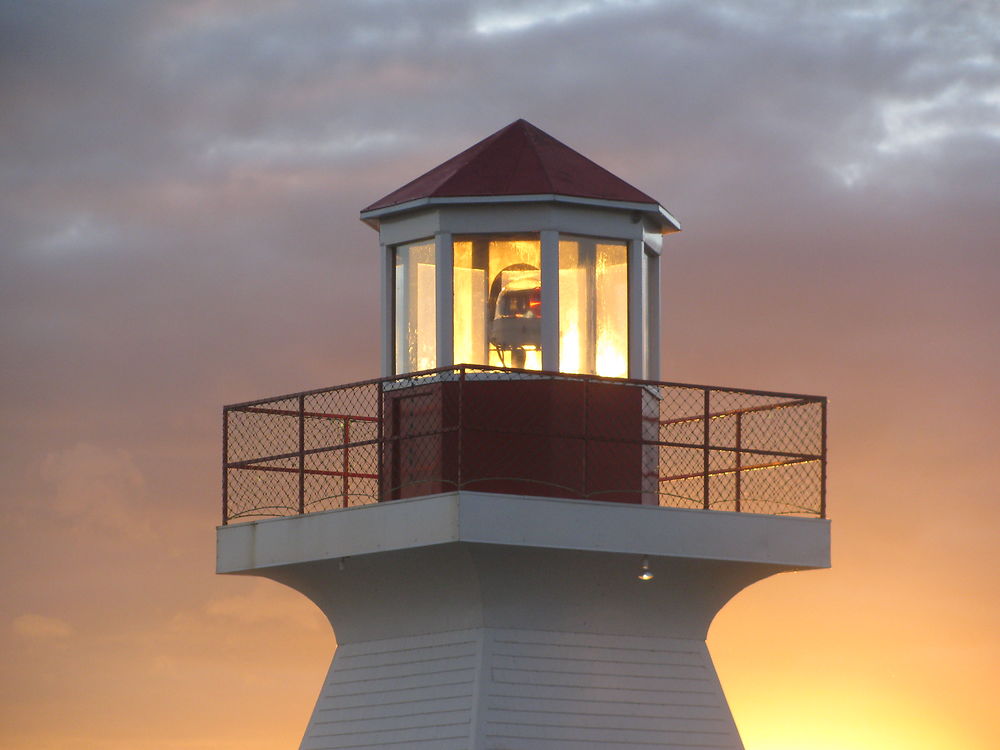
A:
[383,378,643,503]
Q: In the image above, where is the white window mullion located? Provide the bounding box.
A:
[435,232,453,368]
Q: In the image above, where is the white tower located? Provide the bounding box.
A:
[218,120,830,750]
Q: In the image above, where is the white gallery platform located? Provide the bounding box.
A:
[217,491,830,750]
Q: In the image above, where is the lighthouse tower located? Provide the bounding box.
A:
[217,120,830,750]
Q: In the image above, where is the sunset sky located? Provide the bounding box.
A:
[1,1,998,748]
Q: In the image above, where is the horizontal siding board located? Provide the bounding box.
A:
[303,740,469,750]
[314,695,472,723]
[487,708,728,732]
[486,720,732,743]
[487,695,725,721]
[492,653,709,680]
[492,667,713,692]
[324,667,475,696]
[310,711,471,737]
[335,629,479,656]
[310,707,471,735]
[487,682,719,705]
[307,721,469,744]
[318,680,475,709]
[491,641,706,667]
[492,630,704,652]
[334,643,478,670]
[329,654,477,682]
[302,730,471,750]
[484,739,735,750]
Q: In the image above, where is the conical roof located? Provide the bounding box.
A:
[362,119,661,213]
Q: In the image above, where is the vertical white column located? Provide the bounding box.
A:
[435,232,454,368]
[647,249,661,380]
[540,229,560,371]
[628,238,646,379]
[379,243,393,377]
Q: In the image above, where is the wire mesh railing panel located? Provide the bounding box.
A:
[225,461,299,520]
[738,458,824,516]
[226,398,299,464]
[301,385,382,511]
[222,366,827,523]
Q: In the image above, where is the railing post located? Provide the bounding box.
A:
[298,394,305,515]
[702,389,710,510]
[820,397,828,519]
[457,365,464,491]
[377,382,384,503]
[342,418,350,508]
[582,377,589,499]
[222,407,229,525]
[734,411,742,512]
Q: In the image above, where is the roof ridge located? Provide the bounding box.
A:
[361,119,660,213]
[520,121,557,195]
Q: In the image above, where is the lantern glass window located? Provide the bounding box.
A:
[453,235,542,370]
[558,235,628,378]
[393,240,436,374]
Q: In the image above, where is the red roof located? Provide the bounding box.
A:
[362,119,659,213]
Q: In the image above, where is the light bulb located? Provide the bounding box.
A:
[638,556,653,581]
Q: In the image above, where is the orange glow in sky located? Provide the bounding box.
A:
[2,2,998,749]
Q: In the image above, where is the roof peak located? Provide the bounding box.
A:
[362,119,662,214]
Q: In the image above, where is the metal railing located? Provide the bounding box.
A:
[222,366,826,524]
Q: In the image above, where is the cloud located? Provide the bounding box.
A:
[12,614,75,640]
[199,128,414,170]
[876,82,1000,156]
[164,581,327,642]
[203,585,325,631]
[472,0,655,35]
[38,443,154,540]
[32,212,123,259]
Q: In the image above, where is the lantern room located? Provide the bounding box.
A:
[360,119,680,379]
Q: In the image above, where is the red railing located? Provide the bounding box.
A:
[222,366,827,524]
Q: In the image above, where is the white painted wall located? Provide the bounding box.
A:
[300,628,742,750]
[217,492,830,575]
[301,629,480,750]
[217,493,829,749]
[479,628,741,750]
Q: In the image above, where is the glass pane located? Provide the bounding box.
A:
[453,240,488,366]
[559,239,589,374]
[595,242,628,378]
[558,235,628,378]
[453,235,541,370]
[394,240,436,374]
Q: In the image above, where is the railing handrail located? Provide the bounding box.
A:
[223,365,827,524]
[223,364,827,411]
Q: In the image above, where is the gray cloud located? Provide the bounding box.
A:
[1,1,998,745]
[1,0,997,501]
[1,0,996,435]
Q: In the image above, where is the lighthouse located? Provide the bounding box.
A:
[217,120,830,750]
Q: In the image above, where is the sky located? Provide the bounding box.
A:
[1,0,998,748]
